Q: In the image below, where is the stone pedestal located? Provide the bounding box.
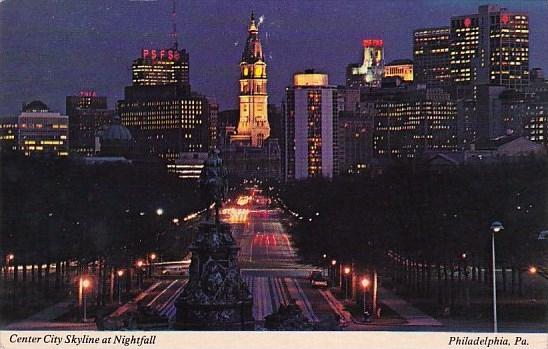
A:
[174,221,254,330]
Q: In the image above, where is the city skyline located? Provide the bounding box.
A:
[1,0,547,116]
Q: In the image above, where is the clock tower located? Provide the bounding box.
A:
[231,13,270,147]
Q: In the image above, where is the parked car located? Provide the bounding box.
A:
[309,270,328,288]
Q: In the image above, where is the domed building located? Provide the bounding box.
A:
[23,100,50,113]
[99,118,135,157]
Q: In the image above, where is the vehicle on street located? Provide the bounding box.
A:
[309,270,328,288]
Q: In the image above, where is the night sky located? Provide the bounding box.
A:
[0,0,547,116]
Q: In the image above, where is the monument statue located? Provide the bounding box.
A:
[199,149,228,222]
[174,149,254,330]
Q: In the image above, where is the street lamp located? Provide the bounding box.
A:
[136,260,144,289]
[156,208,164,216]
[80,277,91,322]
[490,221,504,333]
[344,267,351,300]
[528,266,537,274]
[361,278,370,316]
[149,253,157,278]
[116,270,124,304]
[5,254,14,279]
[331,259,337,287]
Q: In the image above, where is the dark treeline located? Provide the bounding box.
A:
[278,159,547,305]
[0,153,202,269]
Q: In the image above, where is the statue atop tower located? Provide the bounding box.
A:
[231,12,271,148]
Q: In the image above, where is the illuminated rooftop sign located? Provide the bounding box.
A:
[501,14,509,25]
[79,91,97,97]
[141,49,181,62]
[362,39,384,48]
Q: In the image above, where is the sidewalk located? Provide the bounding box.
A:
[5,300,96,330]
[324,286,442,328]
[378,287,442,326]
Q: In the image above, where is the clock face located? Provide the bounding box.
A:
[501,14,510,25]
[464,17,472,28]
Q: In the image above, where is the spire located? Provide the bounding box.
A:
[248,11,258,33]
[171,0,178,49]
[242,12,263,63]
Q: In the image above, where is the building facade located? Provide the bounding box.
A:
[450,5,529,89]
[363,87,458,159]
[118,44,213,161]
[338,112,373,174]
[384,59,414,82]
[284,71,338,180]
[18,101,69,157]
[231,13,270,148]
[132,48,190,93]
[0,117,18,152]
[413,27,451,89]
[66,91,115,156]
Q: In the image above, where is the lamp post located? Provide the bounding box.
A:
[331,259,337,287]
[148,253,157,278]
[344,267,351,300]
[136,260,144,289]
[117,270,124,304]
[361,278,370,316]
[5,254,14,281]
[490,221,504,333]
[81,277,91,322]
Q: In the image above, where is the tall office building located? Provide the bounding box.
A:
[18,101,69,157]
[450,4,529,89]
[413,27,451,88]
[346,39,385,88]
[284,70,338,180]
[363,87,458,159]
[231,13,270,147]
[118,85,210,161]
[66,91,115,156]
[338,112,373,174]
[132,48,190,94]
[118,45,212,160]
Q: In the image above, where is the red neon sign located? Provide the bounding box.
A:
[501,14,509,25]
[464,17,472,28]
[142,49,181,62]
[362,39,384,48]
[79,91,96,97]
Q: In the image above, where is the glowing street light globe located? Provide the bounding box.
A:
[156,208,164,216]
[490,221,504,233]
[361,278,370,288]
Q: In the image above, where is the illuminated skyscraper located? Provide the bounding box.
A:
[450,5,529,89]
[284,70,338,180]
[346,39,385,88]
[413,27,451,88]
[131,48,190,94]
[231,13,270,147]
